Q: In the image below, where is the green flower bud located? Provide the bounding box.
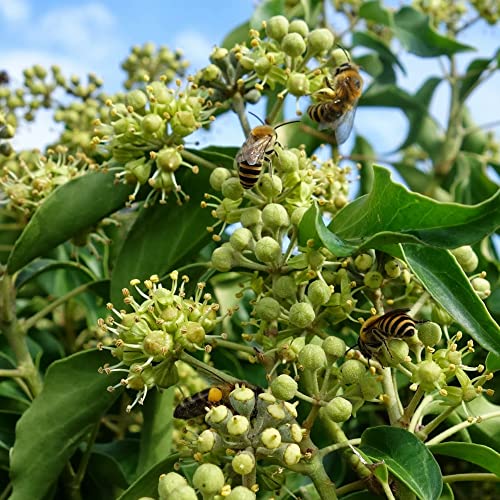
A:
[255,236,282,264]
[298,344,327,370]
[0,124,15,139]
[232,451,255,475]
[158,472,187,499]
[270,374,298,400]
[274,276,297,300]
[197,429,217,453]
[364,271,383,289]
[322,336,346,360]
[287,72,310,96]
[266,403,286,421]
[227,415,250,436]
[281,33,306,58]
[205,404,231,425]
[193,463,225,495]
[261,427,282,449]
[307,280,332,306]
[202,63,221,81]
[171,110,198,136]
[239,56,255,71]
[255,297,281,321]
[279,422,303,443]
[288,19,309,37]
[226,486,256,500]
[209,167,232,191]
[291,207,308,226]
[378,339,410,367]
[418,321,442,347]
[156,147,182,172]
[324,396,352,422]
[330,47,350,66]
[462,384,478,403]
[229,386,256,417]
[254,56,272,76]
[143,330,172,358]
[127,89,148,109]
[230,227,254,252]
[142,113,164,134]
[384,259,401,278]
[359,373,382,400]
[222,177,244,200]
[262,203,290,230]
[413,360,444,392]
[431,305,453,325]
[171,486,197,500]
[275,149,299,172]
[211,246,235,272]
[451,246,478,273]
[266,15,289,41]
[307,250,325,270]
[182,321,205,344]
[341,359,366,384]
[259,173,282,197]
[282,443,302,465]
[148,81,170,104]
[210,47,228,62]
[308,29,334,54]
[471,277,490,299]
[244,88,261,104]
[240,207,262,227]
[446,350,462,365]
[289,302,315,328]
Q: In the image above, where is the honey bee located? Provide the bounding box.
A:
[307,62,363,145]
[236,117,299,189]
[358,309,422,363]
[174,370,261,419]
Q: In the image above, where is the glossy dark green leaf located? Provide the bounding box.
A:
[392,161,432,193]
[459,57,494,102]
[7,171,133,273]
[331,166,500,249]
[110,166,214,304]
[250,0,285,29]
[118,453,180,500]
[439,483,454,500]
[486,352,500,372]
[352,135,376,196]
[401,244,500,356]
[393,7,473,57]
[10,350,123,500]
[93,439,140,485]
[361,426,442,500]
[429,442,500,476]
[222,20,251,49]
[87,448,129,491]
[352,31,405,74]
[360,83,418,109]
[354,53,384,79]
[359,0,393,26]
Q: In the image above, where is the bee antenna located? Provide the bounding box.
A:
[248,111,266,125]
[336,43,352,62]
[274,119,301,130]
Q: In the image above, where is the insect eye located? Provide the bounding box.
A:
[353,78,361,89]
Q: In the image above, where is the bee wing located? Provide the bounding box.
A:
[237,134,274,166]
[332,101,358,145]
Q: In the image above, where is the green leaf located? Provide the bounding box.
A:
[429,442,500,476]
[331,166,500,249]
[7,171,133,273]
[459,57,494,102]
[486,352,500,372]
[352,135,376,196]
[401,244,500,355]
[222,20,251,49]
[440,484,454,500]
[110,166,214,304]
[118,453,180,500]
[10,350,123,500]
[250,0,285,29]
[360,83,418,109]
[393,6,474,57]
[361,426,442,500]
[93,439,140,485]
[359,0,393,26]
[352,31,405,74]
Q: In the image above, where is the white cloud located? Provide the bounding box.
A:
[0,0,30,22]
[174,30,213,70]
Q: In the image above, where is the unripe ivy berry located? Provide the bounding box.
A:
[354,253,373,272]
[226,486,256,500]
[322,336,346,360]
[259,173,282,196]
[281,33,307,58]
[418,322,442,347]
[227,415,250,436]
[266,15,289,41]
[298,344,327,370]
[222,177,244,200]
[364,271,384,289]
[274,275,297,300]
[451,246,478,273]
[156,147,182,172]
[209,167,232,191]
[288,19,309,37]
[255,236,282,264]
[261,427,282,449]
[307,29,334,54]
[127,89,148,109]
[324,396,352,422]
[341,359,366,384]
[232,451,255,475]
[291,207,308,226]
[240,207,262,227]
[471,277,490,299]
[308,280,332,306]
[211,246,235,272]
[275,149,299,172]
[158,472,188,498]
[271,374,298,400]
[282,443,302,465]
[262,203,289,230]
[289,302,315,328]
[287,72,310,96]
[230,227,254,252]
[384,259,401,278]
[142,113,164,134]
[193,463,225,495]
[413,360,443,392]
[197,429,216,453]
[255,297,281,321]
[172,486,197,500]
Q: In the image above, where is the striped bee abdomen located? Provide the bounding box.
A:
[238,162,262,189]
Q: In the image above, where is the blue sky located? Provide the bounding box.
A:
[1,0,498,156]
